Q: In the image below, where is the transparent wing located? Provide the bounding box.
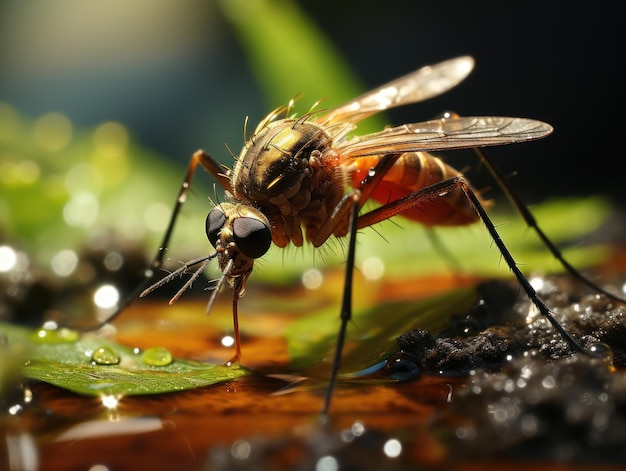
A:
[318,56,474,126]
[335,116,554,158]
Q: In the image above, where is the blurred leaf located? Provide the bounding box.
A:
[286,285,479,373]
[0,104,212,270]
[219,0,365,110]
[0,322,247,396]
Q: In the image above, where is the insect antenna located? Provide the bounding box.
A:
[474,147,626,304]
[139,253,216,304]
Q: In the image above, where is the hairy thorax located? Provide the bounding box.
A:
[231,119,348,247]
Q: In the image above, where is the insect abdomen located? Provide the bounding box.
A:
[352,152,482,226]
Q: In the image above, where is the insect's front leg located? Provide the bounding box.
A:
[78,150,228,330]
[151,150,230,273]
[310,154,401,247]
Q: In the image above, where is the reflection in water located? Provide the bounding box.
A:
[54,417,163,442]
[100,394,121,410]
[3,432,38,471]
[209,420,406,471]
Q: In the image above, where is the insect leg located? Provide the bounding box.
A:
[79,150,228,330]
[320,155,403,416]
[322,193,360,417]
[309,154,401,247]
[227,274,243,366]
[152,150,230,276]
[358,176,589,355]
[474,147,625,304]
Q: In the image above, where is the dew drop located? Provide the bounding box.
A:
[140,347,173,366]
[30,326,79,344]
[91,346,120,365]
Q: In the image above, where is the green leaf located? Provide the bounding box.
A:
[286,286,479,373]
[219,0,364,110]
[0,322,248,396]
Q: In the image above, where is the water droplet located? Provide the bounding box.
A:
[455,426,476,440]
[541,375,556,389]
[383,438,402,458]
[33,112,73,152]
[361,256,385,281]
[103,251,124,271]
[91,346,120,365]
[221,336,235,348]
[50,249,79,276]
[230,440,251,460]
[93,284,120,309]
[316,456,338,471]
[140,347,173,366]
[30,326,79,344]
[588,342,614,365]
[301,268,323,290]
[0,245,18,272]
[384,351,420,381]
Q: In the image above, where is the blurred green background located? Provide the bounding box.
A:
[1,0,622,201]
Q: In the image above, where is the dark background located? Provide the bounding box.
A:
[0,0,622,204]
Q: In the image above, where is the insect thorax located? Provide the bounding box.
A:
[231,119,347,247]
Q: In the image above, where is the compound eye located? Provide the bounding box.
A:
[232,217,272,259]
[206,207,227,248]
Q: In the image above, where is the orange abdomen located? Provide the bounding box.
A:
[351,152,483,227]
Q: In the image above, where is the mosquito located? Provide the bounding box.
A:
[100,56,622,415]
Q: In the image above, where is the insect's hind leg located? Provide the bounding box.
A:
[358,175,589,356]
[474,147,625,305]
[74,150,228,330]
